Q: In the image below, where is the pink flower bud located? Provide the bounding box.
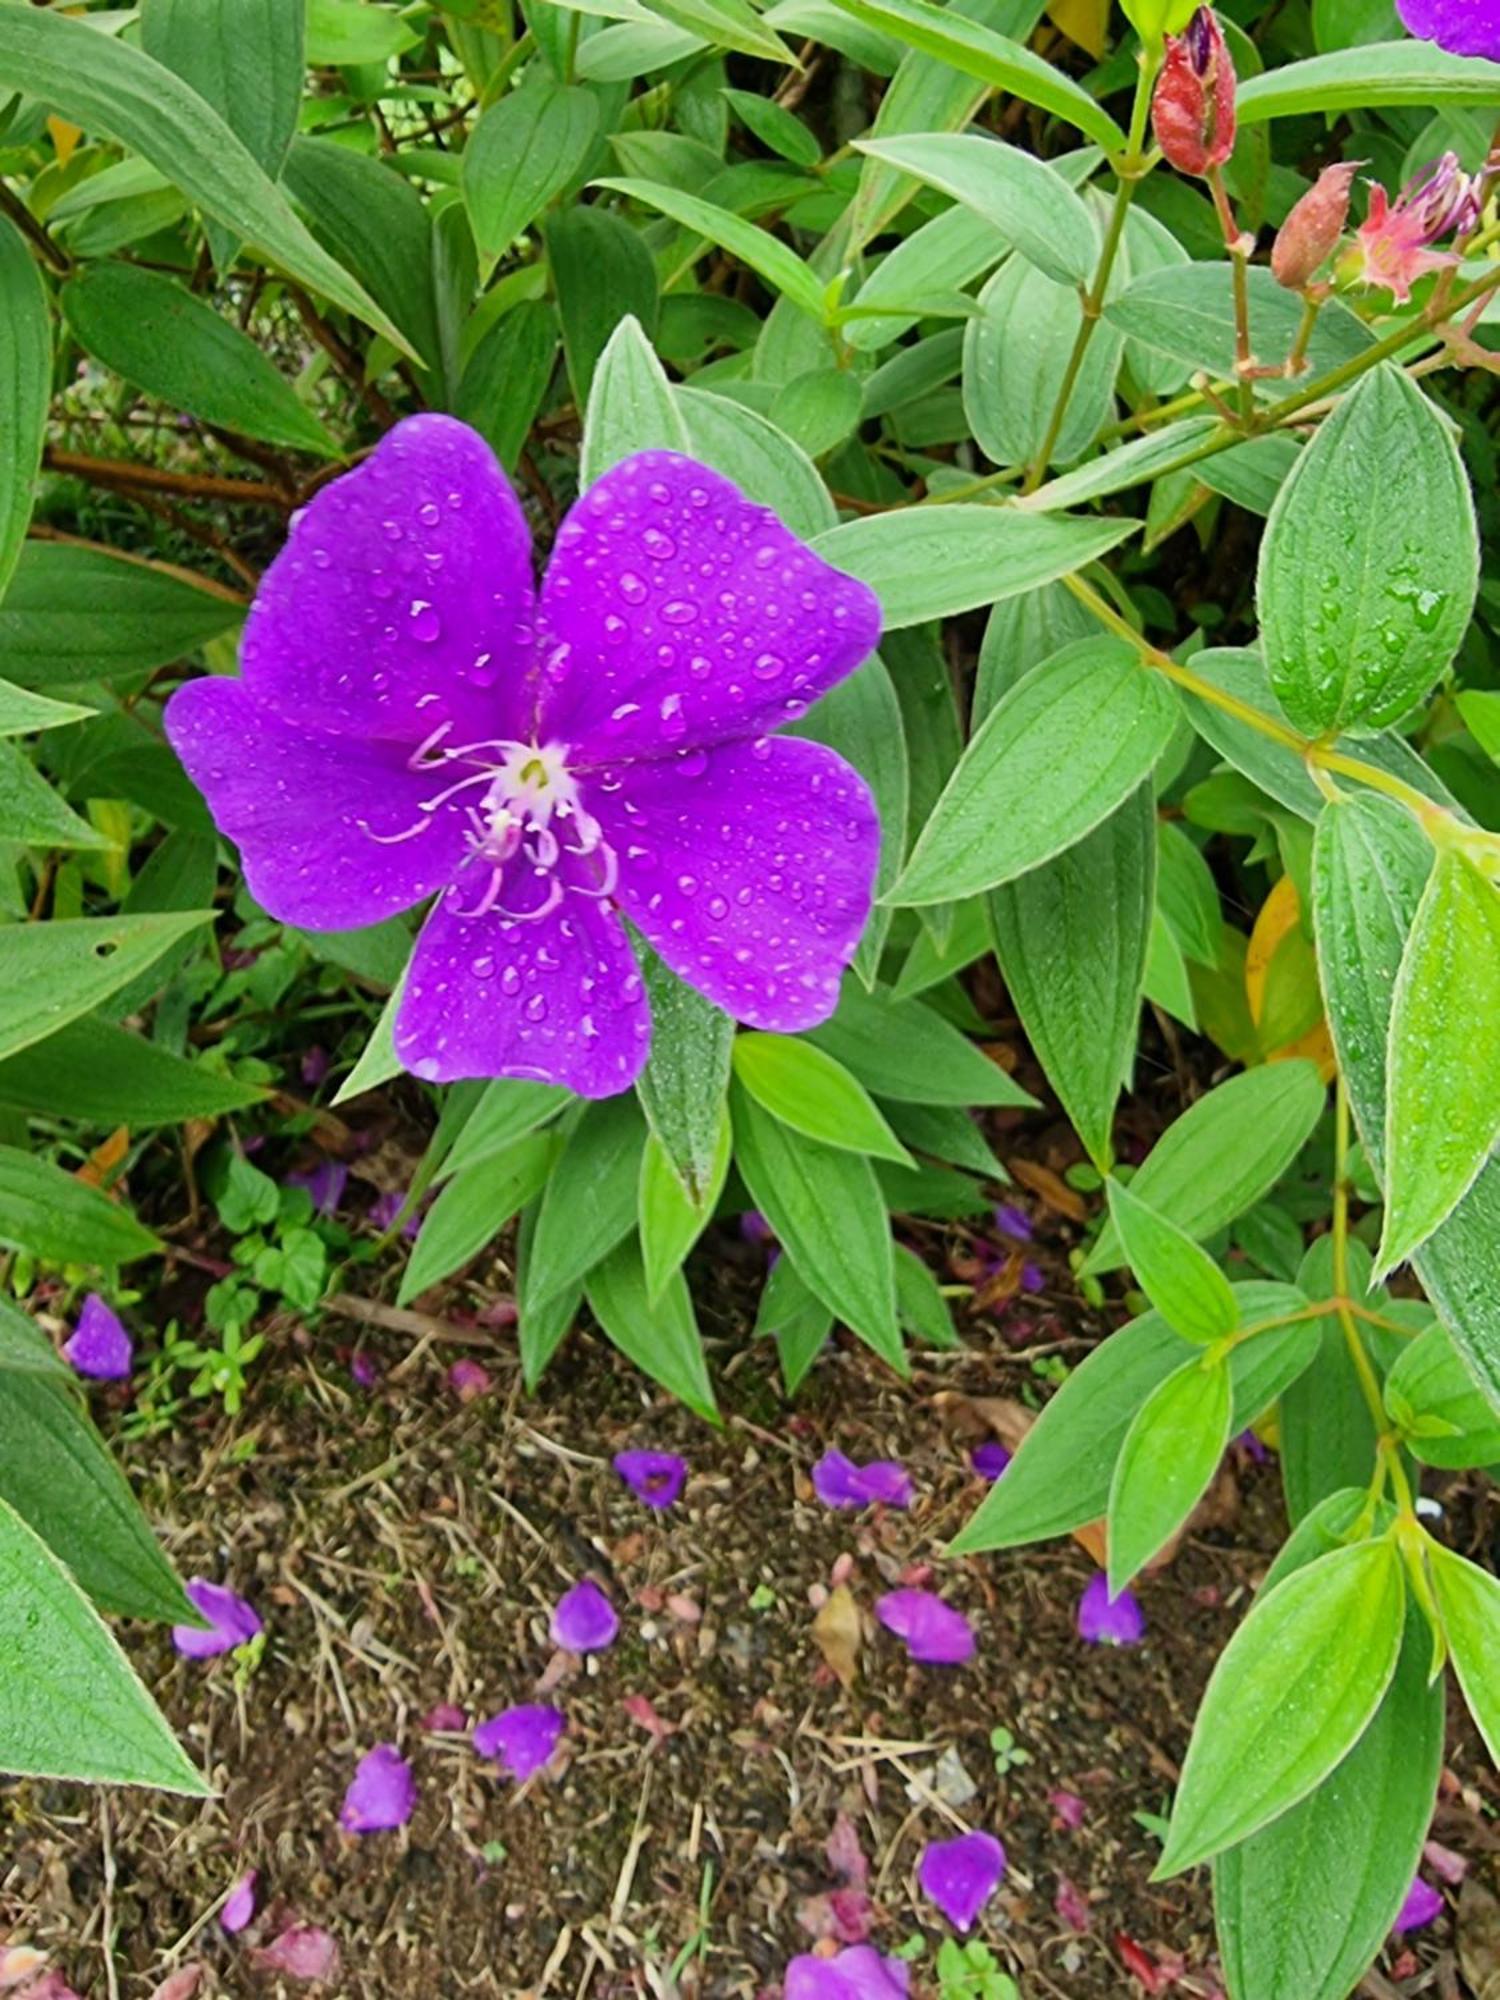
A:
[1152,8,1237,178]
[1271,161,1360,290]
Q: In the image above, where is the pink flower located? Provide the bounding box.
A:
[875,1588,975,1665]
[339,1743,416,1834]
[1340,155,1487,304]
[220,1869,258,1934]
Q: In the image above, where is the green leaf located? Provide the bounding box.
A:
[805,978,1035,1108]
[0,1494,206,1793]
[0,1373,194,1624]
[894,1241,958,1347]
[1237,40,1500,122]
[825,0,1126,149]
[548,203,660,405]
[140,0,304,191]
[596,177,828,322]
[581,315,691,486]
[398,1131,559,1305]
[435,1078,570,1184]
[1377,849,1500,1276]
[0,1301,69,1379]
[1214,1497,1445,2000]
[634,951,736,1202]
[1157,1540,1405,1877]
[305,0,418,63]
[1108,1356,1232,1591]
[964,253,1123,473]
[61,264,338,458]
[847,205,1009,355]
[654,0,797,60]
[464,73,600,262]
[814,508,1134,629]
[1259,366,1477,736]
[732,1034,912,1165]
[1084,1062,1325,1275]
[891,638,1179,904]
[756,1252,835,1393]
[1384,1323,1500,1468]
[639,1108,732,1300]
[1022,418,1222,515]
[0,544,243,695]
[854,133,1098,287]
[522,1096,646,1310]
[723,86,821,167]
[585,1235,718,1419]
[0,742,109,851]
[1157,821,1223,967]
[0,1016,265,1125]
[1429,1542,1500,1767]
[0,214,49,605]
[1105,264,1373,393]
[0,8,406,354]
[455,299,559,472]
[332,986,404,1106]
[0,679,93,738]
[0,1148,160,1267]
[988,784,1155,1171]
[677,385,836,540]
[0,913,214,1065]
[884,1098,1006,1178]
[731,1079,905,1373]
[1107,1179,1240,1346]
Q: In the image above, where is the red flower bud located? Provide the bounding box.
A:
[1271,161,1360,290]
[1152,8,1237,178]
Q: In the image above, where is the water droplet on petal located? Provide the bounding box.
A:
[418,500,441,527]
[662,599,698,626]
[619,571,648,606]
[409,601,441,643]
[525,994,548,1022]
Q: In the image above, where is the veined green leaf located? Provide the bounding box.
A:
[1238,40,1500,122]
[464,73,600,262]
[595,177,828,321]
[398,1131,559,1305]
[0,544,243,695]
[638,1108,732,1301]
[586,1235,719,1420]
[1429,1542,1500,1767]
[1107,1178,1240,1346]
[0,214,49,605]
[0,1016,265,1125]
[634,951,735,1202]
[1384,1323,1500,1469]
[732,1033,912,1165]
[0,680,94,739]
[805,978,1035,1108]
[581,315,691,486]
[1107,1355,1232,1591]
[0,1147,159,1266]
[0,913,214,1064]
[522,1096,646,1310]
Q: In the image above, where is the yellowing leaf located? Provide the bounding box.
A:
[1246,874,1336,1077]
[813,1583,863,1688]
[46,115,81,166]
[1046,0,1110,57]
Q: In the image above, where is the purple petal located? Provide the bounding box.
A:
[534,451,880,763]
[811,1450,913,1510]
[613,1450,688,1509]
[394,882,651,1093]
[62,1294,133,1380]
[349,1351,380,1389]
[220,1870,258,1936]
[1235,1427,1271,1464]
[971,1442,1012,1480]
[1393,1875,1445,1935]
[248,1925,341,1982]
[172,1578,263,1659]
[993,1202,1032,1241]
[213,414,536,748]
[597,735,877,1034]
[785,1945,910,1999]
[740,1209,775,1244]
[284,1159,347,1218]
[551,1578,619,1653]
[874,1588,975,1666]
[918,1829,1006,1931]
[166,677,466,930]
[473,1703,566,1779]
[1397,0,1500,57]
[368,1188,422,1237]
[339,1743,416,1834]
[447,1358,492,1401]
[1076,1573,1145,1647]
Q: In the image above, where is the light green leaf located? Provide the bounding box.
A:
[140,0,304,190]
[522,1096,646,1309]
[398,1131,559,1305]
[585,1236,719,1420]
[305,0,418,63]
[805,978,1035,1108]
[464,73,601,262]
[1107,1178,1240,1346]
[0,1016,265,1125]
[733,1034,912,1165]
[634,951,735,1202]
[0,1147,159,1267]
[1105,264,1374,393]
[1021,418,1222,514]
[964,252,1122,472]
[677,385,836,540]
[435,1078,570,1183]
[0,680,93,738]
[581,315,691,485]
[332,986,404,1106]
[0,214,49,605]
[0,912,214,1064]
[1429,1541,1500,1766]
[639,1108,732,1301]
[595,177,828,321]
[652,0,797,60]
[0,544,243,695]
[756,1251,835,1393]
[723,86,821,167]
[0,742,108,851]
[1384,1323,1500,1469]
[1108,1356,1232,1591]
[1238,40,1500,122]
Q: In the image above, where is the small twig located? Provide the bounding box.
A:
[43,446,291,509]
[321,1289,508,1350]
[0,178,69,274]
[288,286,400,429]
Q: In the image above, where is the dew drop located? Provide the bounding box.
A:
[409,600,441,643]
[707,894,729,920]
[500,965,522,996]
[753,651,785,681]
[619,570,648,606]
[418,500,441,527]
[525,993,548,1022]
[662,599,699,625]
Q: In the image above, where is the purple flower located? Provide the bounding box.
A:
[284,1158,347,1217]
[1393,1875,1445,1935]
[349,1351,380,1389]
[220,1869,258,1935]
[875,1588,975,1665]
[784,1946,911,1998]
[474,1703,565,1779]
[1398,0,1500,58]
[1076,1573,1145,1647]
[971,1442,1011,1480]
[551,1578,619,1653]
[165,420,882,1098]
[1235,1426,1270,1464]
[740,1210,776,1244]
[339,1743,416,1834]
[172,1578,263,1659]
[812,1449,913,1510]
[613,1450,688,1509]
[918,1829,1006,1930]
[62,1294,133,1380]
[1020,1260,1045,1294]
[993,1202,1032,1241]
[368,1187,421,1236]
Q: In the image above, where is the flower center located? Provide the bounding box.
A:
[363,725,618,925]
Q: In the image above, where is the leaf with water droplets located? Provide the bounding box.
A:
[580,316,691,487]
[633,947,735,1204]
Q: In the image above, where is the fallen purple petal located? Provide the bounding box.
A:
[784,1945,911,1998]
[1393,1875,1444,1935]
[1076,1573,1145,1647]
[349,1351,380,1389]
[473,1703,565,1780]
[339,1743,416,1834]
[918,1828,1006,1931]
[1055,1874,1092,1932]
[875,1588,975,1665]
[368,1187,422,1237]
[1050,1789,1087,1830]
[1235,1427,1271,1464]
[812,1449,913,1511]
[971,1442,1011,1480]
[613,1449,688,1509]
[740,1209,776,1244]
[220,1868,258,1935]
[284,1159,347,1217]
[993,1202,1032,1241]
[551,1578,619,1653]
[422,1702,468,1733]
[448,1357,492,1401]
[248,1925,341,1982]
[172,1578,263,1660]
[1424,1838,1468,1885]
[299,1045,330,1086]
[1020,1260,1045,1294]
[62,1294,133,1381]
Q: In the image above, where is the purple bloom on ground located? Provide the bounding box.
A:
[220,1869,258,1935]
[369,1187,422,1237]
[812,1449,913,1511]
[971,1442,1011,1480]
[285,1159,348,1217]
[339,1743,416,1834]
[448,1357,492,1401]
[172,1578,263,1659]
[993,1202,1032,1241]
[349,1351,380,1389]
[551,1578,619,1653]
[1397,0,1500,58]
[62,1294,133,1380]
[474,1703,566,1779]
[1076,1573,1145,1647]
[165,419,882,1098]
[613,1450,688,1509]
[1393,1875,1445,1935]
[1020,1260,1045,1294]
[1236,1427,1270,1464]
[918,1829,1006,1931]
[784,1945,911,1999]
[875,1588,975,1665]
